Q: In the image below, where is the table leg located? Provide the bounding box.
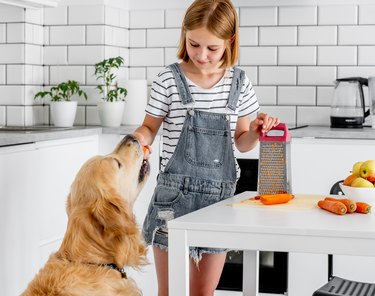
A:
[168,228,189,296]
[243,250,259,296]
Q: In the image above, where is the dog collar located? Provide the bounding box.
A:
[63,257,128,279]
[103,263,127,279]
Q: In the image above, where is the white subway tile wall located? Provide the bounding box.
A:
[0,3,375,127]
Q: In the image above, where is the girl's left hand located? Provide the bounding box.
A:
[250,113,280,134]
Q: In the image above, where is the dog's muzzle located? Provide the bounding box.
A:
[139,160,150,183]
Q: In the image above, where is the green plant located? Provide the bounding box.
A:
[94,56,128,102]
[34,80,87,102]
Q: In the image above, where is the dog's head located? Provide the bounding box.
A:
[69,134,149,209]
[61,135,149,268]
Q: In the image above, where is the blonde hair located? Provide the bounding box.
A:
[177,0,239,69]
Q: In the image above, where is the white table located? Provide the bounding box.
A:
[168,191,375,296]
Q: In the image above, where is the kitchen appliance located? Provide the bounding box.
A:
[330,77,370,128]
[369,76,375,129]
[257,123,291,195]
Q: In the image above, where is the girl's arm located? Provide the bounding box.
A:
[133,114,164,157]
[234,112,279,153]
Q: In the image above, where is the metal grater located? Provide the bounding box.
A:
[257,123,292,195]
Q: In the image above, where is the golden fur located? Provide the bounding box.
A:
[22,135,150,296]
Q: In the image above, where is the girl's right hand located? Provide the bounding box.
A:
[133,131,152,159]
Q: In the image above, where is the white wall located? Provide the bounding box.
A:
[0,1,375,127]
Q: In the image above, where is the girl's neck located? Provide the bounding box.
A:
[180,61,226,89]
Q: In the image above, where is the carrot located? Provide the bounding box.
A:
[143,147,149,154]
[324,197,357,213]
[317,200,347,215]
[355,202,371,214]
[259,193,294,205]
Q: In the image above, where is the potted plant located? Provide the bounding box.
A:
[94,56,127,127]
[34,80,87,127]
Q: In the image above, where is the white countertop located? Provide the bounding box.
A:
[1,124,375,147]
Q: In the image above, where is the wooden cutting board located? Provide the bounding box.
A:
[228,194,323,211]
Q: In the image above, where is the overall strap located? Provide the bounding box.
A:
[226,67,245,112]
[168,63,194,106]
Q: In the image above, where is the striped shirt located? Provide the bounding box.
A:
[146,66,260,179]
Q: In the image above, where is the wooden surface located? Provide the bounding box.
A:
[228,193,323,211]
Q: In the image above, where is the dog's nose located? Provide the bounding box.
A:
[124,134,137,143]
[117,135,139,149]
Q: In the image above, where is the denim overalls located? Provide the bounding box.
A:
[143,63,245,262]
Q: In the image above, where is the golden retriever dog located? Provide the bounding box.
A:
[22,135,150,296]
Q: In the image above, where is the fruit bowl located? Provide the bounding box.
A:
[339,183,375,205]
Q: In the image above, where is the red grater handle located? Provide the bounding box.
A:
[259,123,291,142]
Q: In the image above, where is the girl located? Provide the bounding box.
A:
[134,0,279,295]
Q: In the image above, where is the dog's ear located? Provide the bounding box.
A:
[91,191,147,268]
[92,191,136,239]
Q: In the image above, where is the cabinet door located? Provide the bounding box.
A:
[291,138,375,195]
[0,143,39,296]
[0,136,99,296]
[35,136,99,269]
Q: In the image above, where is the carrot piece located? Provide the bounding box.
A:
[355,202,371,214]
[317,200,347,215]
[324,197,357,213]
[143,147,149,154]
[259,193,294,205]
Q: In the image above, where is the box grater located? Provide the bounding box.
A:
[257,123,292,195]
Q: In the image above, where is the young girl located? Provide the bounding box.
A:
[134,0,279,295]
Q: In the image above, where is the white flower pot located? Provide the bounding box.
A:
[50,101,77,127]
[98,101,125,127]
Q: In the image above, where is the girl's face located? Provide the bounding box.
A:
[185,27,227,71]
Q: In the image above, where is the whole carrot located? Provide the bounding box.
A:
[317,200,347,215]
[260,193,294,205]
[324,197,357,213]
[355,202,371,214]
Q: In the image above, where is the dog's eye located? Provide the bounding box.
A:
[114,158,122,169]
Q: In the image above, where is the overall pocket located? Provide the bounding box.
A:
[153,185,184,206]
[185,126,227,168]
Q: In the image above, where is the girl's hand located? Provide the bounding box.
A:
[249,113,280,134]
[133,132,152,159]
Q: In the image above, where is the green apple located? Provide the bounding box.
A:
[359,160,375,182]
[352,161,364,175]
[351,177,374,188]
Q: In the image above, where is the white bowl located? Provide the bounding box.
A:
[339,183,375,205]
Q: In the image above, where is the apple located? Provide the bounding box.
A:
[352,161,364,175]
[343,174,359,186]
[351,177,374,188]
[359,160,375,182]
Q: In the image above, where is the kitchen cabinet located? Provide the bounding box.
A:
[291,137,375,288]
[291,137,375,195]
[0,135,98,296]
[99,133,160,296]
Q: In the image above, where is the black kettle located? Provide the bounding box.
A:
[330,77,370,128]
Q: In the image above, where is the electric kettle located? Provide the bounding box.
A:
[330,77,370,128]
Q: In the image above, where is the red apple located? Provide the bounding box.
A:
[360,160,375,182]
